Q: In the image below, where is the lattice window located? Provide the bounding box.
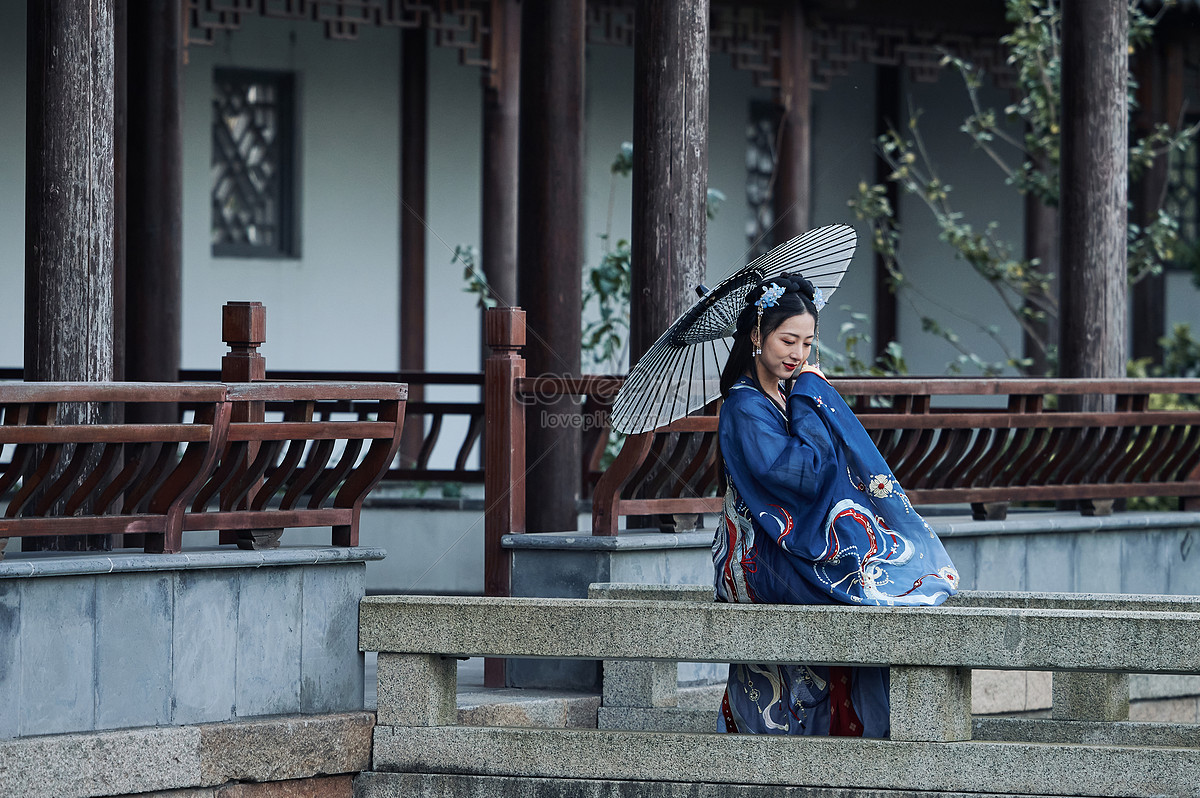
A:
[211,69,298,258]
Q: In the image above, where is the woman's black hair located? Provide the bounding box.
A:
[719,273,819,398]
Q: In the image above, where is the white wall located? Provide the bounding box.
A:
[0,2,26,369]
[1165,270,1200,341]
[183,18,490,382]
[891,72,1028,375]
[183,17,401,372]
[809,63,879,365]
[706,53,775,284]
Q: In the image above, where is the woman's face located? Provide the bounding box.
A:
[753,312,816,384]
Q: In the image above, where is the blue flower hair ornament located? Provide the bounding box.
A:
[756,282,786,312]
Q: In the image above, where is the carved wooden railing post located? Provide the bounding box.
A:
[221,301,267,383]
[220,301,277,548]
[484,307,526,687]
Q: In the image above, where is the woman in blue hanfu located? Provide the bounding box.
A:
[713,273,959,738]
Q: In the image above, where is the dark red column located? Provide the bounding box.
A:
[125,0,183,403]
[517,0,585,533]
[400,26,428,467]
[773,1,810,243]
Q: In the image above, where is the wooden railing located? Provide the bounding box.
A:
[183,368,486,486]
[0,380,406,554]
[592,377,1200,534]
[481,307,1200,606]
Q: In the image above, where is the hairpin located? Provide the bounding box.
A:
[755,283,786,311]
[813,286,826,311]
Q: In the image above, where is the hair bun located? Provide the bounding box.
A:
[777,273,816,301]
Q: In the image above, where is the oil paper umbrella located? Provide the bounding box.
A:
[610,224,856,435]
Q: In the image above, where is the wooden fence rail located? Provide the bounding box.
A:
[0,381,406,555]
[591,376,1200,535]
[480,307,1200,606]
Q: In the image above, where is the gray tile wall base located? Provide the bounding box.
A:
[0,711,373,798]
[354,771,1055,798]
[0,547,383,739]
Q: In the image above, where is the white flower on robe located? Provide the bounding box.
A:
[867,474,895,498]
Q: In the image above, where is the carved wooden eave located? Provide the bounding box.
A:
[185,0,1018,91]
[185,0,495,68]
[586,1,1015,90]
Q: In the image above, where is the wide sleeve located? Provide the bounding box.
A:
[719,390,841,559]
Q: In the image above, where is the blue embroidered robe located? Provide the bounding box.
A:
[713,371,959,737]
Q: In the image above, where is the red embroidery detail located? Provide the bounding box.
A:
[766,504,794,543]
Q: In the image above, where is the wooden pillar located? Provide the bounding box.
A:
[517,0,584,533]
[481,0,521,313]
[400,26,428,467]
[1023,169,1059,376]
[25,0,116,384]
[125,0,183,406]
[1059,0,1127,394]
[483,307,526,686]
[630,0,710,363]
[773,1,810,243]
[113,0,127,382]
[24,0,116,552]
[873,65,901,355]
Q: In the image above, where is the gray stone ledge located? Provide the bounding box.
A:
[354,771,1091,798]
[370,726,1200,797]
[120,774,355,798]
[947,591,1200,611]
[457,694,600,729]
[930,510,1200,538]
[0,546,387,579]
[199,712,373,785]
[588,583,712,601]
[502,530,714,551]
[499,511,1200,551]
[0,713,374,798]
[975,716,1200,747]
[358,595,1200,673]
[597,706,716,733]
[589,583,1200,612]
[0,725,201,798]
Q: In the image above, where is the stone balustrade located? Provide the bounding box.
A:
[357,588,1200,798]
